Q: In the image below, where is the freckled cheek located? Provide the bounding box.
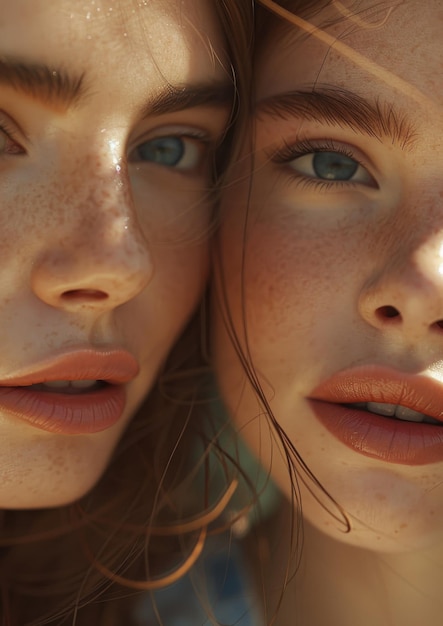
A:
[239,226,347,328]
[0,181,56,244]
[218,182,372,367]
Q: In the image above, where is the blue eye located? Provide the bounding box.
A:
[130,136,202,170]
[312,152,358,180]
[135,137,184,166]
[289,150,374,185]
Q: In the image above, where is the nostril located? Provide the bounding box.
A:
[61,289,109,301]
[376,305,401,321]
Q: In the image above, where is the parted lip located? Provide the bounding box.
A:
[0,348,139,387]
[309,365,443,422]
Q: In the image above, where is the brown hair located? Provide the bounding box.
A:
[0,3,253,624]
[211,2,352,618]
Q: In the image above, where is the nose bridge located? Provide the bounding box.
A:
[31,147,153,311]
[64,150,142,251]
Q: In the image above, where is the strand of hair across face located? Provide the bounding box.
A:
[80,479,239,591]
[257,0,438,111]
[332,0,394,30]
[88,527,207,591]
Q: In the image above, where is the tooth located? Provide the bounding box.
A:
[394,406,425,422]
[70,380,97,389]
[43,380,70,388]
[367,402,396,417]
[364,401,440,425]
[423,416,441,425]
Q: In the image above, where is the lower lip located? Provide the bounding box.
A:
[0,385,127,434]
[310,400,443,465]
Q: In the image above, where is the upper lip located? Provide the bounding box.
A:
[309,365,443,422]
[0,348,139,386]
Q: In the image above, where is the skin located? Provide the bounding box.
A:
[214,1,443,624]
[0,0,230,509]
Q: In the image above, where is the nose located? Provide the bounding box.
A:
[31,160,152,312]
[358,235,443,339]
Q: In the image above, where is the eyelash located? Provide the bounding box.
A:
[0,116,25,155]
[271,138,370,189]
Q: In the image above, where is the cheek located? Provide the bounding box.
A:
[233,213,361,353]
[148,240,209,326]
[131,164,214,247]
[115,239,209,363]
[0,181,53,259]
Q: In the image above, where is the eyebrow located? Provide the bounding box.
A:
[145,81,233,117]
[257,86,417,149]
[0,56,85,110]
[0,54,233,117]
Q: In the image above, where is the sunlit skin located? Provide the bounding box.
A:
[214,1,443,624]
[0,0,230,508]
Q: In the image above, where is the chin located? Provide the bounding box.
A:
[1,479,103,510]
[0,435,118,510]
[302,492,443,555]
[0,469,108,510]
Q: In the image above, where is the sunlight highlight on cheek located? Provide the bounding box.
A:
[438,243,443,275]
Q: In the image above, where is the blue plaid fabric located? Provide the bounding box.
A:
[133,534,263,626]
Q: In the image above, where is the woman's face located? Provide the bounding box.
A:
[214,0,443,551]
[0,0,230,508]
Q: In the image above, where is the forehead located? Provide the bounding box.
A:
[257,0,442,112]
[0,0,224,86]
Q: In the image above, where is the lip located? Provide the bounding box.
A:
[309,365,443,465]
[0,349,139,434]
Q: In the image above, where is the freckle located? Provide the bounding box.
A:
[50,455,66,468]
[400,523,408,529]
[375,493,386,501]
[376,536,381,540]
[429,510,435,516]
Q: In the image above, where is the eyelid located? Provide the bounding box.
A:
[128,123,212,156]
[262,123,381,173]
[270,137,366,164]
[0,109,27,150]
[268,137,379,187]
